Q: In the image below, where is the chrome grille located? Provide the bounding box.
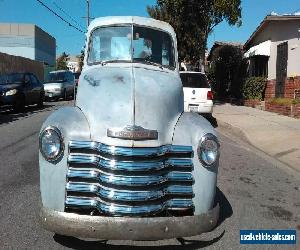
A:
[65,140,194,217]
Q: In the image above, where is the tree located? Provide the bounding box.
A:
[56,52,69,70]
[208,44,247,100]
[147,0,242,66]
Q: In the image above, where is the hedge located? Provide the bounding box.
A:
[243,77,267,100]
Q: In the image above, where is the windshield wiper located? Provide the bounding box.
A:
[133,59,164,69]
[89,60,131,66]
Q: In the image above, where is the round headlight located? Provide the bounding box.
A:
[39,126,64,162]
[198,133,220,166]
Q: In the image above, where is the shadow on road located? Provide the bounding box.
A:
[53,188,231,249]
[0,103,55,125]
[54,230,225,250]
[201,114,218,128]
[215,187,233,227]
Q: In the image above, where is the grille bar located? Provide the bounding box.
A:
[66,182,193,201]
[68,154,193,172]
[66,196,194,216]
[69,140,193,157]
[67,168,193,186]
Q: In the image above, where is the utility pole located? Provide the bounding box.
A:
[86,0,90,29]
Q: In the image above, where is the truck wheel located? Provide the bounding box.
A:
[13,96,25,112]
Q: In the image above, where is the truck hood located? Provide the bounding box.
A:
[76,65,183,147]
[0,83,22,92]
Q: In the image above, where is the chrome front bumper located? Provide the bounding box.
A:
[40,204,219,240]
[45,91,62,98]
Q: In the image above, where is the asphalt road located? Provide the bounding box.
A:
[0,101,299,249]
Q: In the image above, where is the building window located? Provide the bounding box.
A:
[249,55,268,77]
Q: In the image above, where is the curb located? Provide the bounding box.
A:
[216,119,251,145]
[216,118,300,175]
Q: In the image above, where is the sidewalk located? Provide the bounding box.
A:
[213,104,300,172]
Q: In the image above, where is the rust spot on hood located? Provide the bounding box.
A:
[114,75,125,83]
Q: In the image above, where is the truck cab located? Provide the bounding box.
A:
[39,16,220,240]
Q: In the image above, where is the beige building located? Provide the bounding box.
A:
[0,23,56,66]
[244,15,300,98]
[67,55,80,73]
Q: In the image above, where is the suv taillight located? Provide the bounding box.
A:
[207,91,213,100]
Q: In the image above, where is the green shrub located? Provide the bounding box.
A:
[292,99,300,105]
[243,77,267,100]
[267,98,300,105]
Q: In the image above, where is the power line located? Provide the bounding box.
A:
[86,0,90,29]
[35,0,84,33]
[52,1,85,30]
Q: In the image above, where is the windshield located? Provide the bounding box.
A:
[0,73,24,85]
[47,72,67,83]
[180,73,209,88]
[88,25,175,69]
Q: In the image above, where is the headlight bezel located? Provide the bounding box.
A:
[39,126,64,162]
[197,133,220,167]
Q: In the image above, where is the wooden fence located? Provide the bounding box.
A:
[0,52,44,81]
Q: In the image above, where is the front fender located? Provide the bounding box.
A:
[39,107,91,211]
[172,112,219,215]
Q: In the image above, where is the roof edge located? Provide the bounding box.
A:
[244,14,300,50]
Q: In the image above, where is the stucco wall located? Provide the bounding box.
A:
[35,25,56,65]
[0,46,35,60]
[249,20,300,80]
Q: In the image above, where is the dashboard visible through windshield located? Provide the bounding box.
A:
[87,25,175,69]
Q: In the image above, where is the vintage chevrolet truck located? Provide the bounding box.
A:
[39,16,220,240]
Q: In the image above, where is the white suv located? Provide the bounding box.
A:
[180,71,213,114]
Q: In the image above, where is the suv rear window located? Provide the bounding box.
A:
[180,73,209,88]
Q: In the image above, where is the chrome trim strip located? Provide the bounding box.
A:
[107,125,158,140]
[67,168,193,186]
[65,196,194,215]
[69,140,193,157]
[68,153,193,171]
[66,182,193,201]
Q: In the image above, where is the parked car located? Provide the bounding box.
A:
[44,70,75,101]
[180,71,213,114]
[39,16,220,241]
[0,72,44,111]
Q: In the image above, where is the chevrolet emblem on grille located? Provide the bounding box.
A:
[107,125,158,140]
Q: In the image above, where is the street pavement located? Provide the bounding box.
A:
[0,101,299,249]
[213,103,300,172]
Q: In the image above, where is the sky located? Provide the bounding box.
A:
[0,0,300,56]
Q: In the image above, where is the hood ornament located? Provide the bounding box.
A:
[107,125,158,140]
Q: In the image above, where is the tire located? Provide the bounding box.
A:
[37,93,44,108]
[13,95,25,112]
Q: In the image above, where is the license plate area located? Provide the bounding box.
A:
[189,105,198,112]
